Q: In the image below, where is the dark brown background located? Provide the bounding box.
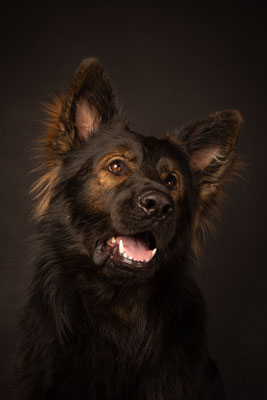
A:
[1,2,266,399]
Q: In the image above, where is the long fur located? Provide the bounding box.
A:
[14,58,242,400]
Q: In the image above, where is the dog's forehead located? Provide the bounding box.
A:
[91,128,143,163]
[92,128,187,169]
[142,136,186,165]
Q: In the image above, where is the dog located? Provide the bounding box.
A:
[15,58,242,399]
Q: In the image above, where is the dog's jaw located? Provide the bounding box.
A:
[93,232,157,271]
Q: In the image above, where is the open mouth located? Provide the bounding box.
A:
[94,232,157,268]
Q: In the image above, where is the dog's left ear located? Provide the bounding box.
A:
[45,58,118,161]
[173,110,243,201]
[170,109,243,254]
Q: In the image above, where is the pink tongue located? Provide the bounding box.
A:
[116,236,153,260]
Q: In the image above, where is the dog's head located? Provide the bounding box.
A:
[33,59,242,278]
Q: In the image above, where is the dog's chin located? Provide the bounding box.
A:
[93,231,158,273]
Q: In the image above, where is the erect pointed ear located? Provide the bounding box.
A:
[44,58,118,161]
[172,109,243,255]
[177,110,243,201]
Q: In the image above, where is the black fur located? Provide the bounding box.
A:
[14,59,242,399]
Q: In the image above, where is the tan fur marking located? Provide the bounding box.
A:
[160,167,184,203]
[41,96,65,164]
[31,96,71,220]
[97,149,137,171]
[113,301,141,324]
[31,166,60,219]
[87,149,137,211]
[175,170,184,200]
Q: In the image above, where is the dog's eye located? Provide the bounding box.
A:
[164,174,177,188]
[108,159,124,174]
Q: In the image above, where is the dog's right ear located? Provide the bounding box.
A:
[44,58,118,162]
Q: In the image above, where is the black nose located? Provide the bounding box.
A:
[138,190,174,220]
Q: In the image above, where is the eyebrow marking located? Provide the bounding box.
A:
[97,148,137,171]
[158,159,184,202]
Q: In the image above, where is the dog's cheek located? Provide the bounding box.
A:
[88,170,131,212]
[109,191,140,233]
[80,175,112,213]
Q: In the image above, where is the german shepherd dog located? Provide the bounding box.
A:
[15,59,242,399]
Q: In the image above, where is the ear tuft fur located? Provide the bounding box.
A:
[75,100,100,141]
[175,109,243,258]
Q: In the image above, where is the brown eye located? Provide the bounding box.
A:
[108,159,124,173]
[165,174,177,188]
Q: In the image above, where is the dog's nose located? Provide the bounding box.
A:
[138,190,174,220]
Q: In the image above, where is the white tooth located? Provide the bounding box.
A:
[111,236,116,244]
[128,256,132,260]
[123,252,128,259]
[119,240,124,254]
[152,248,157,257]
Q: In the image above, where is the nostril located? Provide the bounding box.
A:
[138,194,158,215]
[161,203,173,219]
[140,197,157,215]
[144,199,156,211]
